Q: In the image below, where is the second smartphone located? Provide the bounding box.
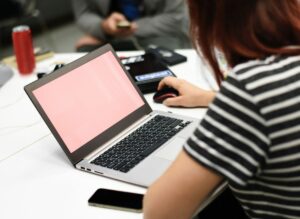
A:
[88,188,144,213]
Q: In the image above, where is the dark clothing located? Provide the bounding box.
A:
[197,188,248,219]
[110,0,143,21]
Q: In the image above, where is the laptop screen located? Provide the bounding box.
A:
[32,51,144,153]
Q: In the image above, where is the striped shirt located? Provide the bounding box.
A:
[184,55,300,219]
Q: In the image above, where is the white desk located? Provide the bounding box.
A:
[0,50,221,219]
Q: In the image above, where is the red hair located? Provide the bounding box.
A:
[187,0,300,85]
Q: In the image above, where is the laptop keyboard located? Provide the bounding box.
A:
[91,115,191,173]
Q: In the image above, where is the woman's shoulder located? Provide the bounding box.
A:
[230,54,300,83]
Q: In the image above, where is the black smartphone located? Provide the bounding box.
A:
[121,53,176,93]
[88,189,144,213]
[146,45,187,66]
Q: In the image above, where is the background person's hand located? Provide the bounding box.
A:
[157,76,216,107]
[101,12,137,37]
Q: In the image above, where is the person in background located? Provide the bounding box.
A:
[143,0,300,218]
[72,0,191,52]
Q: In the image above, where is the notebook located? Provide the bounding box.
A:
[24,44,198,187]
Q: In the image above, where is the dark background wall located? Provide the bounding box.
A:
[0,0,74,48]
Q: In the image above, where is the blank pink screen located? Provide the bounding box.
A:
[33,51,144,153]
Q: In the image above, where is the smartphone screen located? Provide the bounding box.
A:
[88,189,144,212]
[117,21,131,29]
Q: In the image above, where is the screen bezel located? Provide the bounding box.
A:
[24,44,152,165]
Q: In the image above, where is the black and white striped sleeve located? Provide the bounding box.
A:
[184,71,270,186]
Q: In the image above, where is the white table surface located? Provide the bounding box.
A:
[0,49,220,219]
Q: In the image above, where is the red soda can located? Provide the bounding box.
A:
[12,25,35,74]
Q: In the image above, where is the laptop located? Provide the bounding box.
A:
[24,44,199,187]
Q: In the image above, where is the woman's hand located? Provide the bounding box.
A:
[157,76,216,107]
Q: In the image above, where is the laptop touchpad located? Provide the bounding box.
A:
[155,137,186,161]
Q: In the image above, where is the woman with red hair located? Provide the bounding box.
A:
[143,0,300,218]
